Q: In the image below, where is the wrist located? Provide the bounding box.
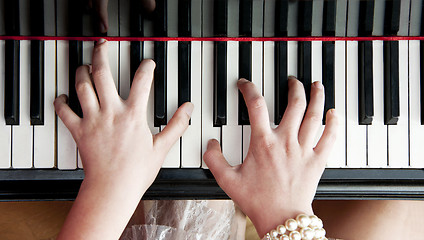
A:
[251,205,314,238]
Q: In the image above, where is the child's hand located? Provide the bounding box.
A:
[55,39,192,239]
[204,77,338,238]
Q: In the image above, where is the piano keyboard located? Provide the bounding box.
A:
[1,0,424,173]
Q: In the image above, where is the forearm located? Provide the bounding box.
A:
[57,178,145,240]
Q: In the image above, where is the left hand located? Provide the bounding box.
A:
[54,38,192,198]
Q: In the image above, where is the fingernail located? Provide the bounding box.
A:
[185,103,194,117]
[313,81,323,89]
[288,75,297,80]
[96,38,107,45]
[238,78,250,85]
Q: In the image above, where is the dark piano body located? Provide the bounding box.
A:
[0,0,424,201]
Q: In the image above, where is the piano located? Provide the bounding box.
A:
[0,0,424,201]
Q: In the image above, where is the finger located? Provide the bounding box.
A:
[54,95,81,136]
[237,79,271,135]
[75,65,100,117]
[127,59,156,111]
[154,102,193,151]
[276,77,307,136]
[94,0,109,33]
[91,39,120,109]
[203,139,237,190]
[298,81,325,147]
[314,109,338,156]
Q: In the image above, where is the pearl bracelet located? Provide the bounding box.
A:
[262,214,327,240]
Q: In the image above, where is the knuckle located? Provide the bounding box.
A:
[305,112,322,123]
[249,95,266,109]
[75,80,91,94]
[92,68,109,80]
[289,96,306,110]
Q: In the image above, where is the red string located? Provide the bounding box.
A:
[0,36,424,41]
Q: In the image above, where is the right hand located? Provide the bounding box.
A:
[203,77,338,237]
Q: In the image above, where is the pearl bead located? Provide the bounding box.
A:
[296,214,312,228]
[280,235,290,240]
[289,231,302,240]
[309,215,320,228]
[300,227,315,240]
[277,225,287,234]
[285,219,298,231]
[270,230,279,238]
[313,227,326,238]
[316,219,323,228]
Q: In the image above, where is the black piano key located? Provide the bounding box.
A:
[4,40,20,125]
[178,41,191,107]
[29,0,45,125]
[68,40,83,118]
[154,0,168,37]
[130,41,142,84]
[238,41,251,125]
[298,0,313,37]
[298,41,312,104]
[275,41,288,125]
[68,0,84,36]
[130,0,144,37]
[421,40,424,125]
[358,41,374,125]
[214,0,228,36]
[384,41,399,125]
[322,41,335,124]
[154,41,167,127]
[384,0,400,35]
[239,0,252,37]
[323,0,336,36]
[358,0,374,36]
[178,0,191,37]
[30,40,44,125]
[4,0,20,36]
[214,41,227,126]
[30,0,44,36]
[275,0,288,37]
[130,0,144,85]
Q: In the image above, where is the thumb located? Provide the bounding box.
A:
[154,102,193,152]
[203,139,237,189]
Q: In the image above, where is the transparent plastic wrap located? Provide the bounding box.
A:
[120,200,246,240]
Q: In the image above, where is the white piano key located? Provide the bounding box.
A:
[0,40,11,168]
[311,41,324,148]
[107,0,119,36]
[168,0,178,37]
[77,41,95,169]
[243,41,263,160]
[182,41,202,167]
[409,40,424,167]
[143,41,159,135]
[33,40,55,168]
[162,41,180,168]
[263,41,276,129]
[368,40,387,167]
[82,41,94,65]
[222,41,242,166]
[57,40,77,169]
[326,41,346,168]
[288,41,298,76]
[201,41,220,168]
[387,40,409,168]
[119,41,131,100]
[108,41,119,89]
[12,40,33,168]
[346,41,366,167]
[263,0,275,37]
